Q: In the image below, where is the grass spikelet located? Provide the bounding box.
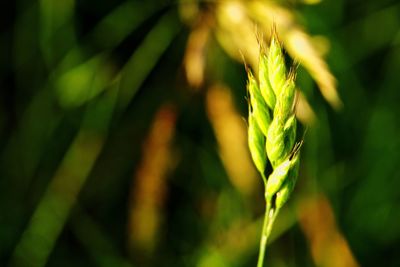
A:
[248,112,267,176]
[267,31,287,97]
[248,71,271,137]
[259,54,276,109]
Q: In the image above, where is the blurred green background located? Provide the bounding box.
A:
[1,0,400,267]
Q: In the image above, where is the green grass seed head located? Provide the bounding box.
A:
[246,31,303,266]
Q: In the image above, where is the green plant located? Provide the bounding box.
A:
[247,32,302,267]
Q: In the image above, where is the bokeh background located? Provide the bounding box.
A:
[1,0,400,266]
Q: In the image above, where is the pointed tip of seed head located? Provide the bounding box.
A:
[288,66,298,82]
[271,23,278,40]
[255,30,267,53]
[245,77,251,103]
[242,116,249,127]
[289,140,303,160]
[244,94,250,106]
[292,60,300,69]
[240,50,250,73]
[270,24,282,49]
[246,71,258,94]
[247,69,255,79]
[259,51,268,63]
[291,89,299,114]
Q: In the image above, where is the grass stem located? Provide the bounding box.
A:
[257,205,270,267]
[257,203,280,267]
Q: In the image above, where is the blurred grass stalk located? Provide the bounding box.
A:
[128,104,177,260]
[297,194,360,267]
[9,3,181,267]
[8,86,118,267]
[206,84,258,196]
